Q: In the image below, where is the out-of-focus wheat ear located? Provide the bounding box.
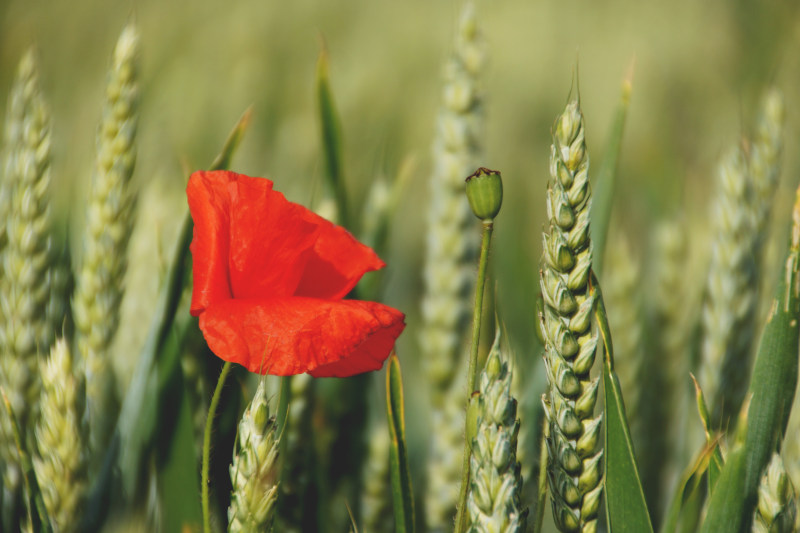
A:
[749,88,784,248]
[33,339,88,533]
[751,453,796,533]
[604,235,643,441]
[698,145,758,428]
[0,48,53,525]
[420,0,485,405]
[360,422,393,533]
[228,379,280,532]
[649,218,691,514]
[427,365,469,531]
[422,3,486,529]
[72,23,139,455]
[540,97,603,533]
[276,374,319,533]
[466,331,527,532]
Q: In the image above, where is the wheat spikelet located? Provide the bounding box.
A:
[540,97,603,533]
[0,48,53,522]
[228,379,280,532]
[698,145,757,427]
[648,218,691,514]
[604,235,643,437]
[700,90,784,428]
[749,88,784,246]
[33,339,88,533]
[72,23,139,453]
[466,332,527,532]
[426,372,468,530]
[752,453,796,533]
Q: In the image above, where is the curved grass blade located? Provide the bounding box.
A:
[590,65,633,276]
[316,45,348,228]
[0,388,51,533]
[690,375,723,490]
[592,273,654,533]
[386,352,415,533]
[659,441,718,533]
[700,185,800,532]
[698,400,750,533]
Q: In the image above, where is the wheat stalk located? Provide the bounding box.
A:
[228,379,281,532]
[0,48,53,522]
[466,332,526,532]
[540,97,603,533]
[33,339,88,533]
[72,23,139,454]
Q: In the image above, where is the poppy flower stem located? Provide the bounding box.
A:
[454,219,494,533]
[202,360,233,533]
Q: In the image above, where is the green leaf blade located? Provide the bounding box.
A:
[386,352,415,533]
[593,274,654,533]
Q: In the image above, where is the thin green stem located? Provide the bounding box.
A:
[202,361,233,533]
[453,219,494,533]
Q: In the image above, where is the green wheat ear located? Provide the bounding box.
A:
[0,47,53,521]
[228,379,281,532]
[540,97,603,533]
[72,23,139,455]
[34,339,88,533]
[467,331,527,532]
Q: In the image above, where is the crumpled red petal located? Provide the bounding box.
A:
[197,297,406,376]
[187,171,234,315]
[188,171,387,314]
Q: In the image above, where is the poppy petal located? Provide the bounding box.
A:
[226,173,321,300]
[197,297,405,376]
[293,214,386,300]
[188,171,235,315]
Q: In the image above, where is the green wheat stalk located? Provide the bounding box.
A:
[33,339,88,533]
[228,379,281,532]
[466,331,527,532]
[539,97,603,533]
[0,48,53,523]
[72,23,139,454]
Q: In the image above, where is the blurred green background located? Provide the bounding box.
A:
[1,0,799,528]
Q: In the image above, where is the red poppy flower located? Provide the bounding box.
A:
[187,170,405,377]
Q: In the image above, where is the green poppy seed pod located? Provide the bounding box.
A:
[465,167,503,221]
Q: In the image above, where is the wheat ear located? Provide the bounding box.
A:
[228,379,281,532]
[33,339,88,533]
[72,23,139,454]
[466,332,527,532]
[540,97,603,533]
[423,3,486,529]
[0,48,53,521]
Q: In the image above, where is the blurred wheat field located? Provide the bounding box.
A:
[1,0,800,531]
